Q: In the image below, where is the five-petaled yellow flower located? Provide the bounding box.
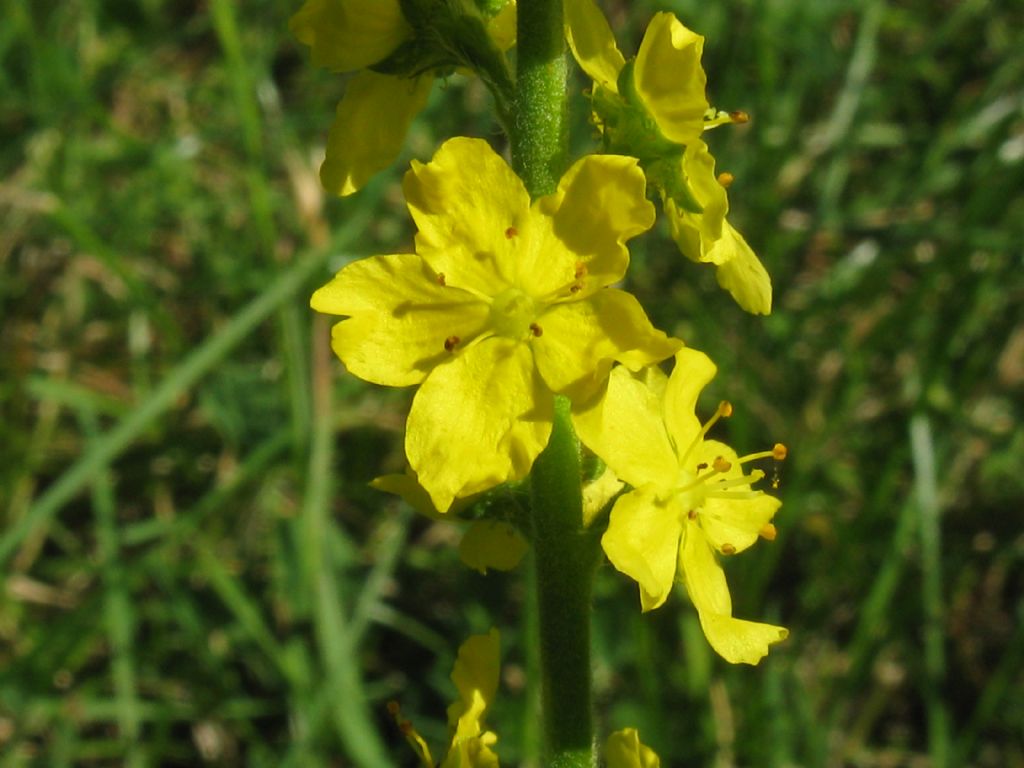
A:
[563,0,773,314]
[291,0,515,196]
[311,137,680,512]
[574,347,788,664]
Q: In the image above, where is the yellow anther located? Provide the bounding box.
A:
[721,543,737,555]
[717,172,735,188]
[712,456,732,473]
[718,400,734,418]
[444,335,460,352]
[530,322,543,337]
[759,523,777,541]
[773,443,788,461]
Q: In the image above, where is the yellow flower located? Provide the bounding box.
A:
[605,728,661,768]
[563,0,772,314]
[291,0,516,196]
[573,348,788,664]
[390,629,502,767]
[312,137,680,512]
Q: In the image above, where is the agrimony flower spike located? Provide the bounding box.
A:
[311,138,679,511]
[574,347,788,664]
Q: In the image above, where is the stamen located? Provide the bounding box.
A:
[712,456,732,473]
[530,322,543,337]
[696,462,708,471]
[574,262,588,279]
[444,335,460,352]
[773,443,788,460]
[709,469,764,490]
[730,110,750,124]
[717,172,735,188]
[687,509,698,520]
[505,226,518,239]
[436,272,446,286]
[569,283,582,294]
[721,543,737,555]
[680,401,733,463]
[759,523,777,541]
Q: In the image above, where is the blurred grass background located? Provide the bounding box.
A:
[2,0,1023,765]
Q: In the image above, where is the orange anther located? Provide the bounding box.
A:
[721,543,737,555]
[444,335,460,352]
[687,509,698,520]
[717,172,735,188]
[387,701,401,716]
[773,443,788,460]
[713,456,732,473]
[530,323,543,337]
[436,272,446,286]
[729,110,750,124]
[718,401,734,417]
[759,523,777,541]
[505,226,518,239]
[574,262,588,279]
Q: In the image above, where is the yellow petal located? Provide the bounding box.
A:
[572,365,677,489]
[713,222,773,315]
[460,520,529,574]
[450,628,501,716]
[320,72,434,197]
[563,0,625,91]
[662,348,716,458]
[697,613,788,666]
[702,492,781,554]
[533,290,681,402]
[404,137,531,296]
[311,253,489,386]
[536,154,655,289]
[290,0,411,72]
[582,465,625,527]
[696,439,781,553]
[666,141,728,263]
[633,13,708,144]
[601,487,682,611]
[406,338,553,512]
[605,728,662,768]
[681,524,787,664]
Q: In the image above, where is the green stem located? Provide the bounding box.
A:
[513,3,595,764]
[512,0,568,195]
[530,398,599,768]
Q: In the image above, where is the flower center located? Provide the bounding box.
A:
[488,287,539,340]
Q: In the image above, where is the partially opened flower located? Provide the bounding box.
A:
[574,347,788,664]
[291,0,516,196]
[391,629,502,767]
[312,137,680,511]
[563,0,772,314]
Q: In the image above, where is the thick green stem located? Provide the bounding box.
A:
[530,398,599,768]
[512,4,596,764]
[512,0,567,195]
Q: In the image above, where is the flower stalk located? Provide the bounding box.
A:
[513,3,598,765]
